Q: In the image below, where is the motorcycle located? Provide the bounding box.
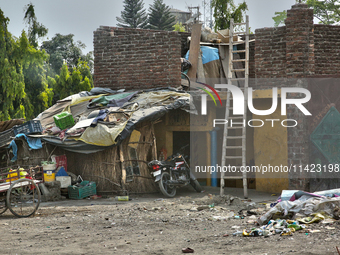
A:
[148,153,202,197]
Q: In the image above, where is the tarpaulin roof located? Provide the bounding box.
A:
[32,87,193,154]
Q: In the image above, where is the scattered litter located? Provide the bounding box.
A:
[182,247,194,253]
[307,229,321,233]
[231,226,241,229]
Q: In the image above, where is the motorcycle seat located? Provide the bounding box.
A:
[162,161,175,167]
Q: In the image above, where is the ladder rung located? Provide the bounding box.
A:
[225,146,243,149]
[228,116,244,120]
[225,156,243,159]
[234,22,246,25]
[230,78,246,81]
[232,50,246,53]
[233,32,249,35]
[226,136,245,139]
[223,176,243,180]
[232,59,246,62]
[227,126,244,129]
[231,69,245,72]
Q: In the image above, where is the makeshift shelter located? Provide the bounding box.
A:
[0,87,193,194]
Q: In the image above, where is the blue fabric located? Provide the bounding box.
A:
[8,140,18,162]
[91,109,108,127]
[16,133,43,149]
[185,46,220,65]
[56,167,68,176]
[8,134,43,162]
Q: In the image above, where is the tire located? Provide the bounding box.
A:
[190,179,203,193]
[6,179,41,218]
[181,72,190,90]
[0,197,7,215]
[159,172,176,198]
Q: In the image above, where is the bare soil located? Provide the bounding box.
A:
[0,190,339,255]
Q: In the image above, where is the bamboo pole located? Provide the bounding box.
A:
[119,144,126,190]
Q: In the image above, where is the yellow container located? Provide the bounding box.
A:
[44,170,56,182]
[115,196,129,201]
[6,169,28,182]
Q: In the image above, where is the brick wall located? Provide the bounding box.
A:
[314,25,340,75]
[180,32,191,57]
[93,26,183,90]
[254,26,286,81]
[285,4,315,77]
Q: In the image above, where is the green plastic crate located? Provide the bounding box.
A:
[68,181,96,199]
[53,111,75,130]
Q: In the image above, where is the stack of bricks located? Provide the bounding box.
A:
[93,26,183,90]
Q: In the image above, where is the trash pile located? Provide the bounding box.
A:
[257,189,340,225]
[231,189,340,238]
[234,219,306,237]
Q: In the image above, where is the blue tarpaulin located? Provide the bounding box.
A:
[185,46,219,64]
[8,134,42,162]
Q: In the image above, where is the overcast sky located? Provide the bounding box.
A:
[1,0,296,54]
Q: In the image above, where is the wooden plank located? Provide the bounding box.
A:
[219,45,229,83]
[187,24,202,80]
[197,49,206,83]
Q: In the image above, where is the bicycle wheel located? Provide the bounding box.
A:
[0,196,7,215]
[6,179,41,217]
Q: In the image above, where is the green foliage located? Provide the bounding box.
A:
[41,33,92,77]
[272,11,287,27]
[116,0,148,28]
[274,0,340,26]
[52,61,93,103]
[302,0,340,24]
[211,0,248,31]
[23,3,48,48]
[16,31,53,119]
[173,22,186,32]
[147,0,175,31]
[0,9,26,121]
[0,5,93,121]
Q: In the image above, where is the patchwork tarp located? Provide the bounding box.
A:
[31,87,192,154]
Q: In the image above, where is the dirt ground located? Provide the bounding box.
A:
[1,187,339,255]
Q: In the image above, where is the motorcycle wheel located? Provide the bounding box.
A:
[159,172,176,197]
[190,179,203,192]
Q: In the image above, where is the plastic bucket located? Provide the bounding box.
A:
[44,170,56,182]
[43,164,56,182]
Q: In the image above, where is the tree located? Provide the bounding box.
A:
[147,0,175,31]
[116,0,148,28]
[273,0,340,26]
[41,33,93,76]
[211,0,248,31]
[173,22,186,32]
[17,31,53,119]
[50,61,93,103]
[23,3,48,49]
[0,9,26,121]
[272,11,287,27]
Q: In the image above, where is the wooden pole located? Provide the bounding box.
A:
[119,144,126,190]
[187,23,202,80]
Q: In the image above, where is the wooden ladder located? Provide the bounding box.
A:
[220,16,249,199]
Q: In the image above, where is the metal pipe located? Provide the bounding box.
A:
[209,128,218,187]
